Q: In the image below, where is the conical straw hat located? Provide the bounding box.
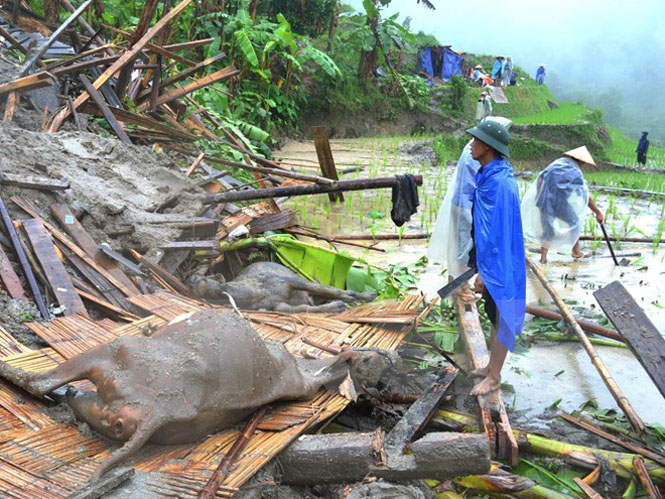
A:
[563,145,596,166]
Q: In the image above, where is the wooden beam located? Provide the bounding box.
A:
[48,0,195,132]
[11,197,136,298]
[0,72,53,97]
[594,281,665,401]
[385,367,458,454]
[457,298,519,465]
[140,66,239,110]
[164,38,215,51]
[0,245,27,299]
[0,173,69,191]
[135,53,226,102]
[204,175,423,204]
[0,196,49,319]
[79,74,132,144]
[128,249,196,298]
[312,126,343,202]
[22,219,87,316]
[103,24,197,67]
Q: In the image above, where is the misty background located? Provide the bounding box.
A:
[346,0,665,144]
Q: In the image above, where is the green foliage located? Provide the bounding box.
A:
[584,170,665,193]
[448,75,466,111]
[258,0,338,38]
[430,134,467,165]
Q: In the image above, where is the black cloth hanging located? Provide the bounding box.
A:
[390,174,419,227]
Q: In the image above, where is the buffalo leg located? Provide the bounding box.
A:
[0,346,106,396]
[287,278,370,303]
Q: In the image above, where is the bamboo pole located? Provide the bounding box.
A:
[204,175,423,204]
[527,258,645,436]
[197,406,268,499]
[574,477,604,499]
[633,456,663,499]
[526,305,623,342]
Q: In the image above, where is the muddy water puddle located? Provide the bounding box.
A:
[276,137,665,425]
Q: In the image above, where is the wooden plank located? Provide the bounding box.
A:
[50,205,140,297]
[385,368,457,453]
[160,240,217,250]
[22,219,87,316]
[457,299,519,466]
[79,74,132,145]
[11,197,136,298]
[3,91,18,121]
[48,0,195,132]
[128,249,196,299]
[594,281,665,400]
[312,126,343,202]
[0,245,27,299]
[0,173,69,191]
[0,196,49,319]
[164,38,215,51]
[140,66,239,110]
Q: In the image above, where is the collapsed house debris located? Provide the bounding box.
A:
[0,1,662,498]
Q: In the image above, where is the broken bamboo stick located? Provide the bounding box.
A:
[197,406,268,499]
[169,146,334,184]
[526,305,623,342]
[203,175,423,204]
[79,74,132,144]
[633,455,663,499]
[526,257,646,436]
[560,412,665,466]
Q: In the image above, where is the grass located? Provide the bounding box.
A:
[511,102,590,125]
[585,170,665,193]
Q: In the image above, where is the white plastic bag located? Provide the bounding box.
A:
[428,142,477,277]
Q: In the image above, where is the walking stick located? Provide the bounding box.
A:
[599,223,620,266]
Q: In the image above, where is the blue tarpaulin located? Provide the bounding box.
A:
[418,47,434,77]
[441,47,463,81]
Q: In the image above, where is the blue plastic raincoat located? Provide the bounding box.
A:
[474,157,526,351]
[491,58,504,79]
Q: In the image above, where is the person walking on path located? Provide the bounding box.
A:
[521,146,604,263]
[475,92,492,122]
[636,131,649,166]
[428,117,513,302]
[464,120,526,396]
[536,64,546,84]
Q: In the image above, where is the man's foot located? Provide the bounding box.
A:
[572,250,585,259]
[540,256,548,264]
[469,365,489,377]
[470,375,501,395]
[455,284,476,303]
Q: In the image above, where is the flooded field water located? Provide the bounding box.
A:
[276,136,665,426]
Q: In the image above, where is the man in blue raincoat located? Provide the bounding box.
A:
[465,120,526,395]
[636,131,649,166]
[536,64,546,84]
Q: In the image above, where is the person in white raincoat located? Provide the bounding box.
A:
[521,146,604,263]
[428,117,512,299]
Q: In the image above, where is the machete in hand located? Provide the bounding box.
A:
[437,267,477,300]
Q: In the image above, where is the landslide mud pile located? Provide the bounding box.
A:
[0,121,205,257]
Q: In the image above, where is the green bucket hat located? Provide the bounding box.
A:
[466,120,511,157]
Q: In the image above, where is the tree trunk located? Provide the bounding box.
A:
[326,0,341,52]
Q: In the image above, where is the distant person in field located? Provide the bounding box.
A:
[536,64,546,84]
[472,65,485,85]
[521,146,604,264]
[502,57,513,87]
[475,92,492,121]
[636,131,649,166]
[491,56,505,86]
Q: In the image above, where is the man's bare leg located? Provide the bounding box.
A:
[540,246,548,264]
[571,241,584,259]
[471,320,507,395]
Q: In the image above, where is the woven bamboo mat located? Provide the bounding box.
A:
[0,291,422,497]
